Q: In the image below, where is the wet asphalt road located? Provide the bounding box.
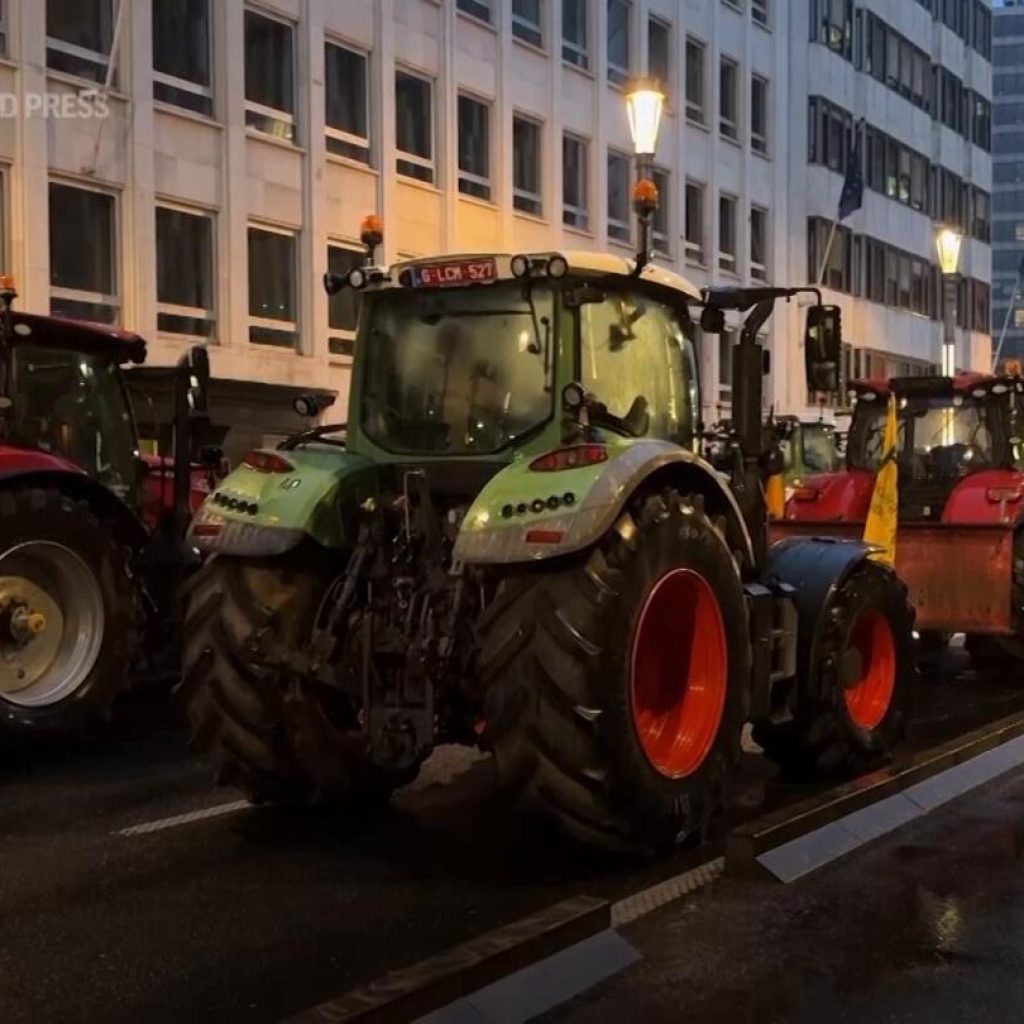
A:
[550,758,1024,1024]
[1,648,1023,1023]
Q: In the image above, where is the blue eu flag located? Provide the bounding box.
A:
[838,128,864,222]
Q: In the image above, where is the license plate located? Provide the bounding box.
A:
[410,258,497,287]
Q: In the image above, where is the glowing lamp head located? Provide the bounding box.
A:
[935,226,963,276]
[625,78,665,157]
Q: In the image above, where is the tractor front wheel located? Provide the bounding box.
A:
[754,561,914,775]
[179,546,417,806]
[0,487,139,733]
[477,489,750,854]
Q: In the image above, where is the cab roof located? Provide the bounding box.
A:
[849,372,1018,400]
[10,311,147,364]
[387,250,704,302]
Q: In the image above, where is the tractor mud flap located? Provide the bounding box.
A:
[762,536,876,682]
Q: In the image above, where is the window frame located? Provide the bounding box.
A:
[247,222,299,348]
[152,0,214,116]
[685,179,706,265]
[512,113,544,217]
[324,39,371,165]
[718,193,738,273]
[456,0,492,25]
[647,15,672,90]
[46,0,117,86]
[562,132,590,231]
[750,73,768,155]
[750,204,768,281]
[561,0,590,70]
[651,166,670,256]
[327,241,364,359]
[606,148,633,244]
[155,201,217,341]
[752,0,769,29]
[607,0,631,87]
[685,36,707,126]
[395,67,436,184]
[512,0,544,49]
[719,56,739,142]
[457,92,493,202]
[243,7,297,143]
[49,179,120,325]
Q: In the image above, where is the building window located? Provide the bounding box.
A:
[563,133,589,230]
[395,69,434,183]
[47,0,116,85]
[807,217,855,294]
[244,10,295,142]
[648,17,670,86]
[752,0,769,28]
[325,43,370,163]
[328,244,363,357]
[651,167,670,256]
[562,0,589,69]
[513,115,543,216]
[0,0,7,56]
[156,206,214,338]
[866,16,930,111]
[973,95,991,152]
[808,96,854,173]
[153,0,212,115]
[719,58,738,141]
[812,0,853,61]
[607,150,632,244]
[719,194,737,273]
[248,226,298,348]
[751,74,768,155]
[864,126,928,212]
[971,188,990,244]
[685,181,705,264]
[512,0,543,48]
[718,330,734,404]
[457,0,491,24]
[458,94,491,201]
[750,206,768,281]
[685,37,706,125]
[607,0,630,86]
[49,182,118,325]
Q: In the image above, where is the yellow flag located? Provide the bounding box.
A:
[863,394,899,567]
[765,472,785,520]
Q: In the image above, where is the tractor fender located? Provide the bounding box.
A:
[454,439,755,568]
[0,467,149,549]
[188,445,376,557]
[941,469,1024,526]
[762,535,881,686]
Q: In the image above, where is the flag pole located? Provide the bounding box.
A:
[816,219,840,286]
[993,256,1023,371]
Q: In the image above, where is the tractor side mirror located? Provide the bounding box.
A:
[804,305,842,395]
[180,345,210,418]
[198,444,224,470]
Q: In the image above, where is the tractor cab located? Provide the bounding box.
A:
[774,416,841,491]
[6,312,146,505]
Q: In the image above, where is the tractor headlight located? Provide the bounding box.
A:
[348,267,368,290]
[510,254,530,279]
[547,255,569,279]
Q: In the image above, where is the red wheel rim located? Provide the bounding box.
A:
[843,610,897,731]
[630,569,728,779]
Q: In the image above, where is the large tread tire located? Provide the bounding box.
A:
[0,486,140,734]
[178,546,414,806]
[477,489,750,855]
[754,561,915,776]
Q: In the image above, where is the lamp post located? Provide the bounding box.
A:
[935,225,963,378]
[624,78,665,271]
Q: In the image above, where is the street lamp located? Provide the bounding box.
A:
[935,225,963,378]
[625,78,665,271]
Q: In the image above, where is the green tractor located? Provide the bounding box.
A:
[775,416,841,495]
[181,212,915,853]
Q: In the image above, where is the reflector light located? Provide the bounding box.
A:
[529,445,608,472]
[525,529,565,544]
[243,450,295,474]
[192,522,223,537]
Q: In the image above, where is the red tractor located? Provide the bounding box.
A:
[0,279,214,734]
[775,372,1024,664]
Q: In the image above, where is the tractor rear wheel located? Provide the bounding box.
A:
[179,546,416,806]
[754,561,914,775]
[0,486,139,733]
[477,489,750,854]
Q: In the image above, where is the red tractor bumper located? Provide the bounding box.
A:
[771,521,1015,635]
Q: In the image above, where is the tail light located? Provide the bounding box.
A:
[530,445,608,472]
[243,450,295,474]
[192,522,223,538]
[986,486,1024,504]
[792,485,821,502]
[525,528,565,544]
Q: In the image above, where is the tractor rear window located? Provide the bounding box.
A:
[905,397,1000,477]
[360,283,555,455]
[12,345,137,499]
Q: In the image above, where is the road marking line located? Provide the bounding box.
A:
[116,799,251,837]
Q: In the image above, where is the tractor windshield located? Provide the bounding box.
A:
[905,395,1005,477]
[578,289,699,447]
[803,425,840,474]
[360,283,554,454]
[12,345,137,498]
